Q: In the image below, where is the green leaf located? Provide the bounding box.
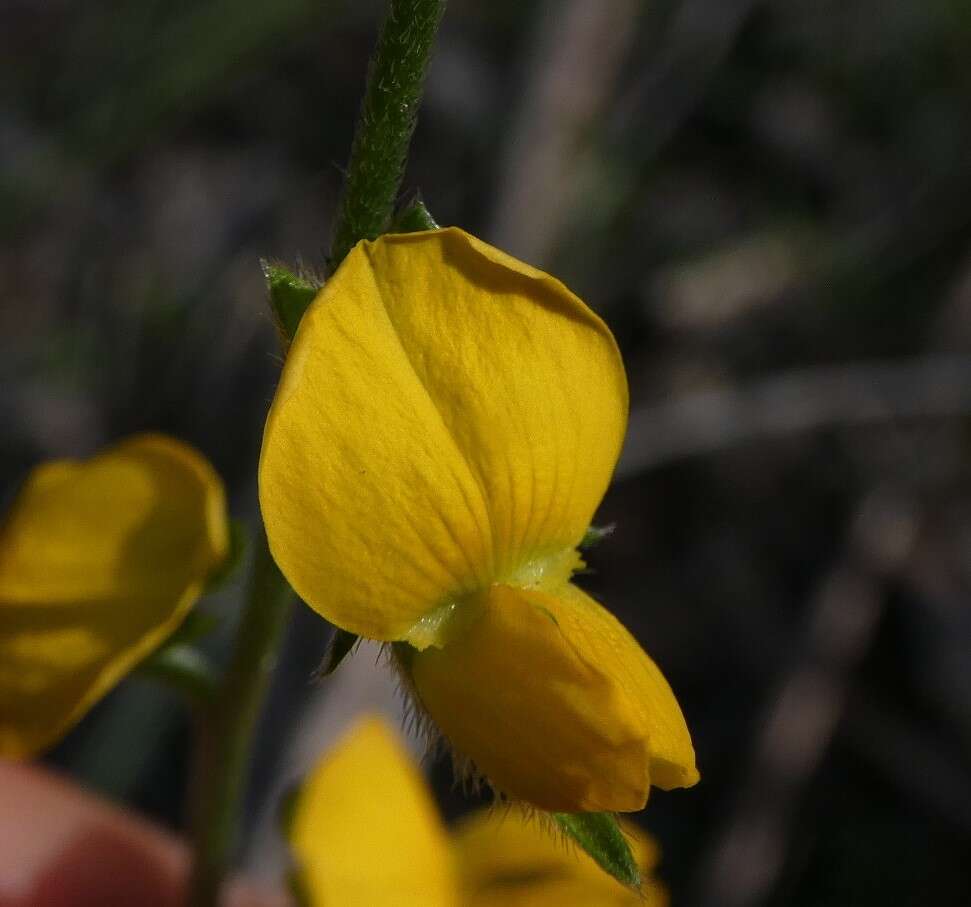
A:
[391,194,439,233]
[579,523,615,549]
[262,260,320,342]
[161,607,220,648]
[314,628,360,678]
[204,519,249,593]
[139,642,218,704]
[552,811,641,891]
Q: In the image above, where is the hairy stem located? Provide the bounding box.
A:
[329,0,447,268]
[187,527,293,906]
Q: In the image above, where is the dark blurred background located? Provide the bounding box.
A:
[3,0,971,904]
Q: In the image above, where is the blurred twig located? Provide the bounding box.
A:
[694,490,918,907]
[842,694,971,837]
[618,354,971,478]
[903,536,971,755]
[488,0,640,264]
[0,384,106,456]
[551,0,764,276]
[607,0,766,159]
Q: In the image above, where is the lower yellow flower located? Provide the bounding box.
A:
[289,716,456,907]
[0,433,229,758]
[288,716,669,906]
[260,227,698,812]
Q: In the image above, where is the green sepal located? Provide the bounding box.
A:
[552,811,641,891]
[314,628,360,678]
[579,523,615,549]
[262,260,320,343]
[204,519,249,594]
[391,194,439,233]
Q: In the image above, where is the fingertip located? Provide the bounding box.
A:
[0,761,290,907]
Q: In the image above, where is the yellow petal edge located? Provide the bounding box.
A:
[289,715,456,907]
[259,227,628,646]
[0,433,229,758]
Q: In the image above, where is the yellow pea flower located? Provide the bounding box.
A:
[288,715,669,907]
[260,228,698,812]
[0,433,229,758]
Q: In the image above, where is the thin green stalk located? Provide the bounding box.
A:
[187,527,293,907]
[186,3,447,903]
[329,0,447,268]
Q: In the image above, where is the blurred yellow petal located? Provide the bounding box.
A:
[453,806,668,907]
[406,582,697,812]
[0,434,229,758]
[289,716,457,907]
[259,228,627,645]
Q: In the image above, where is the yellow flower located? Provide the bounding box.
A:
[0,433,229,758]
[260,228,698,811]
[288,715,669,907]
